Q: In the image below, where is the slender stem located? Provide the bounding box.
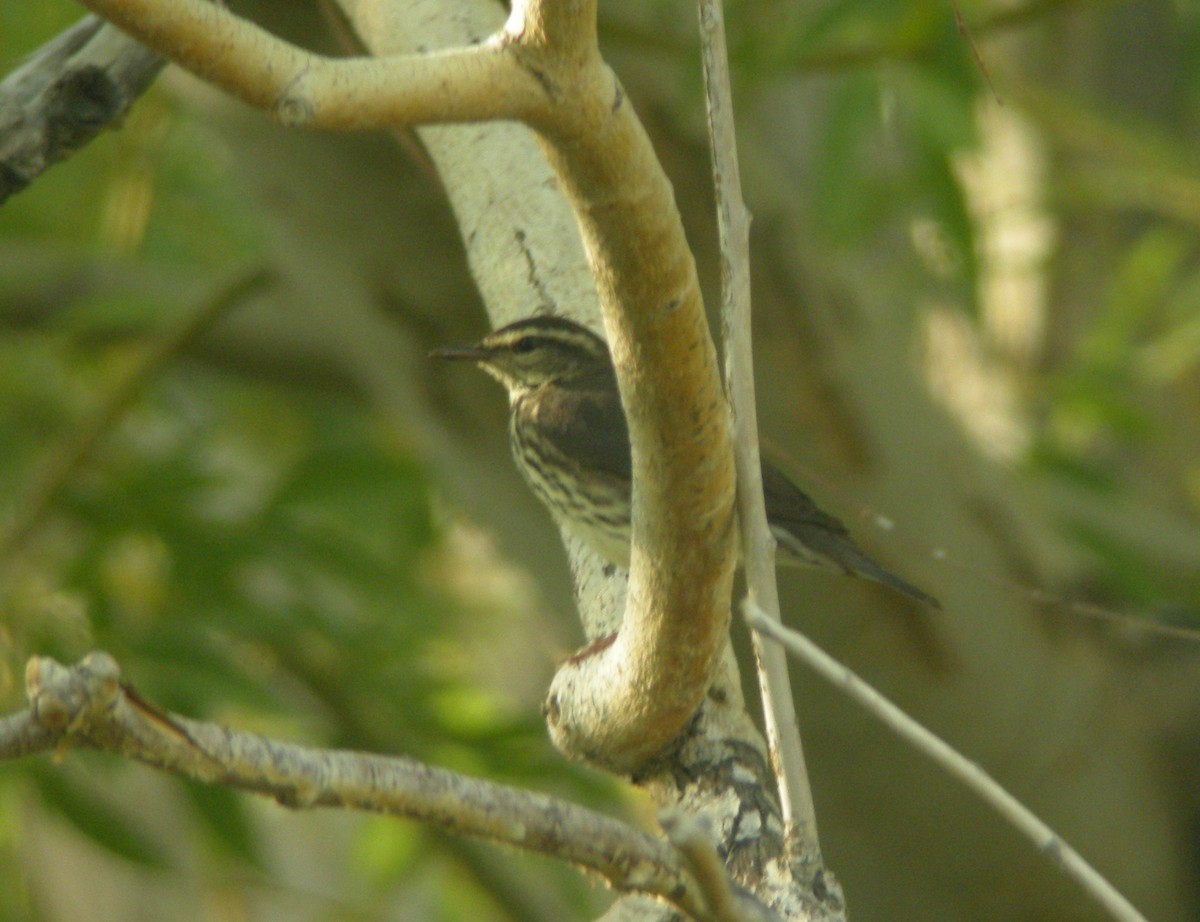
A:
[697,0,821,872]
[747,608,1151,922]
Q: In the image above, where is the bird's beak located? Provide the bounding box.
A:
[430,344,491,363]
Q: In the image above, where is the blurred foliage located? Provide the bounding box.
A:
[3,0,1200,920]
[604,0,1200,627]
[653,0,1200,623]
[0,5,613,920]
[0,260,608,914]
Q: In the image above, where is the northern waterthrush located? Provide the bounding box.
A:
[434,315,939,608]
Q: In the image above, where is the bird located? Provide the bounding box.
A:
[433,315,939,608]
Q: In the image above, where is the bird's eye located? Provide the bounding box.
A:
[513,336,538,354]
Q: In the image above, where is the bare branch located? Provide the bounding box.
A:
[746,607,1152,922]
[0,16,163,202]
[3,652,731,920]
[696,0,820,873]
[660,809,785,922]
[70,0,546,127]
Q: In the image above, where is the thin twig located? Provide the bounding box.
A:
[745,605,1151,922]
[698,0,821,872]
[660,809,783,922]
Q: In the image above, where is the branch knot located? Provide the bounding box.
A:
[26,651,120,733]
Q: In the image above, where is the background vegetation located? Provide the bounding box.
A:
[2,1,1198,920]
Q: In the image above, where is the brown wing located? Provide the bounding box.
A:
[526,371,633,484]
[760,460,851,538]
[763,461,940,607]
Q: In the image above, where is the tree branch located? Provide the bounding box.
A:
[70,0,547,127]
[516,0,737,771]
[2,651,748,922]
[0,15,163,201]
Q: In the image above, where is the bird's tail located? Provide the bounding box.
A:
[772,525,941,609]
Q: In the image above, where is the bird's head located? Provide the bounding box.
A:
[432,316,613,395]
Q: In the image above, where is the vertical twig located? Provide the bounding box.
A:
[697,0,822,872]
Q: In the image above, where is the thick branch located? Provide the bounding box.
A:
[0,15,163,201]
[72,0,546,127]
[522,0,737,771]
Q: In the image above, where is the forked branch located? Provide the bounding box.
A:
[60,0,738,775]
